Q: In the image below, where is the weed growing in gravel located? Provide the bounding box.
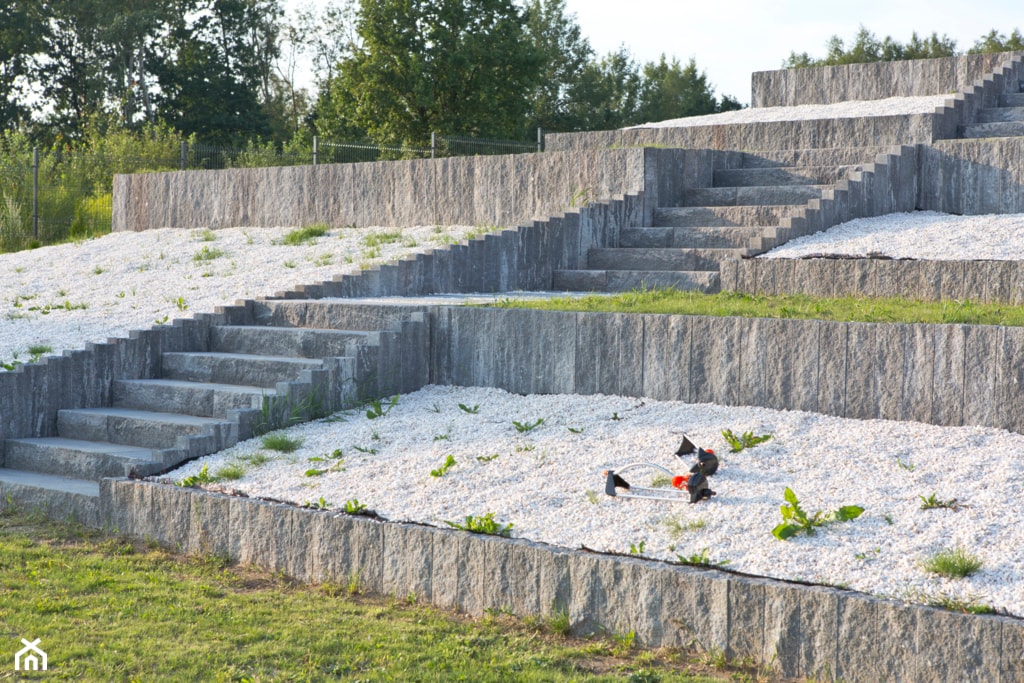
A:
[238,452,271,467]
[648,474,673,488]
[197,229,217,242]
[585,490,600,504]
[629,540,646,555]
[721,429,772,453]
[177,464,215,487]
[920,492,965,511]
[475,453,500,463]
[365,395,399,419]
[919,591,995,614]
[352,445,378,454]
[457,403,479,414]
[305,449,345,476]
[214,463,245,481]
[445,512,513,537]
[566,426,583,434]
[922,546,983,578]
[93,265,105,274]
[283,224,328,245]
[512,418,544,433]
[772,487,864,540]
[27,344,51,361]
[193,245,225,262]
[430,454,457,478]
[663,516,707,539]
[283,260,296,268]
[173,296,188,311]
[313,253,333,267]
[676,548,730,567]
[896,456,916,471]
[342,499,370,516]
[261,432,304,453]
[362,231,402,248]
[303,497,331,510]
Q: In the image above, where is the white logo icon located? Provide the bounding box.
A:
[15,638,47,671]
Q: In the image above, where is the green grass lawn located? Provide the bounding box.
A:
[491,288,1024,327]
[0,513,774,682]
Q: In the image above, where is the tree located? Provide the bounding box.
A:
[636,56,718,124]
[561,46,643,131]
[969,28,1024,54]
[784,26,956,68]
[522,0,593,133]
[320,0,544,147]
[0,1,45,131]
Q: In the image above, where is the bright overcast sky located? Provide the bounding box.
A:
[283,0,1022,106]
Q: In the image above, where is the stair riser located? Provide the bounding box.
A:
[161,353,320,389]
[113,380,264,418]
[653,206,802,228]
[714,166,860,187]
[737,147,888,168]
[1001,93,1024,107]
[552,270,719,293]
[684,186,824,207]
[57,411,226,450]
[210,326,365,359]
[961,121,1024,138]
[4,441,162,479]
[620,227,761,249]
[588,249,746,272]
[0,478,99,527]
[976,107,1024,123]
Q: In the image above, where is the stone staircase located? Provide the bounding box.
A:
[0,309,424,526]
[962,79,1024,138]
[552,146,886,293]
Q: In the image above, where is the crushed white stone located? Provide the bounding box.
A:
[631,95,951,129]
[760,211,1024,260]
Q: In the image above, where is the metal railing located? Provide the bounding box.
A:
[0,129,545,252]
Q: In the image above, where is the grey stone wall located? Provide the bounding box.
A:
[113,148,684,233]
[918,138,1024,214]
[100,478,1024,681]
[722,258,1024,305]
[425,306,1024,434]
[751,51,1023,107]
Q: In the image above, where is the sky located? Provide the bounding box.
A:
[282,0,1022,106]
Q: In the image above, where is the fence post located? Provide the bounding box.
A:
[537,127,543,153]
[32,146,39,239]
[431,132,436,159]
[180,141,187,171]
[313,135,319,166]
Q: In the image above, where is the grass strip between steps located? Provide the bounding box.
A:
[0,511,756,682]
[487,288,1024,327]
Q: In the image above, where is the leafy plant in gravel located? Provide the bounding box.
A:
[475,453,500,463]
[663,516,706,539]
[629,540,646,555]
[177,464,215,487]
[193,245,225,262]
[343,499,370,516]
[365,395,399,419]
[772,487,864,540]
[921,591,995,615]
[922,546,984,579]
[445,512,513,537]
[457,403,479,414]
[676,548,730,567]
[430,454,457,478]
[283,224,328,245]
[214,463,245,481]
[721,428,772,453]
[304,497,332,510]
[920,492,965,511]
[260,432,304,453]
[512,418,544,433]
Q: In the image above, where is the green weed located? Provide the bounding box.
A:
[260,433,304,453]
[721,428,772,453]
[772,487,863,540]
[193,245,225,262]
[457,403,479,414]
[920,492,964,511]
[366,395,399,419]
[676,548,729,567]
[512,418,544,433]
[283,224,328,245]
[445,512,513,538]
[922,546,983,579]
[430,454,457,478]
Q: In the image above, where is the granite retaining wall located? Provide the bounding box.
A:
[100,478,1024,682]
[751,51,1023,107]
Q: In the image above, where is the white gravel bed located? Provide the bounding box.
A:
[631,95,950,129]
[760,211,1024,260]
[0,224,486,364]
[171,384,1024,617]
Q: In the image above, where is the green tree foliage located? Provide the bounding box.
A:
[969,28,1024,54]
[637,56,718,123]
[323,0,544,148]
[0,1,45,130]
[522,0,593,132]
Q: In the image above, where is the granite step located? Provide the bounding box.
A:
[1001,92,1024,107]
[57,407,234,452]
[4,437,168,479]
[0,467,100,526]
[588,247,752,272]
[210,325,368,359]
[976,106,1024,123]
[653,205,804,228]
[161,351,322,389]
[683,185,826,207]
[113,378,266,418]
[552,269,720,293]
[736,147,890,168]
[714,165,862,187]
[620,226,764,249]
[961,121,1024,138]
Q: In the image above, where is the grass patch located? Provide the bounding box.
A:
[283,224,329,245]
[361,230,402,248]
[193,245,225,262]
[260,432,304,453]
[490,288,1024,327]
[922,546,984,578]
[0,513,743,681]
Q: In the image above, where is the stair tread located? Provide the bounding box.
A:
[60,406,230,425]
[7,436,155,458]
[115,378,268,394]
[163,351,323,364]
[0,467,100,496]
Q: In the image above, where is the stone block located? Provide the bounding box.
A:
[963,325,1002,427]
[765,319,820,413]
[575,312,644,397]
[186,489,232,559]
[876,324,908,421]
[898,324,935,424]
[997,326,1024,433]
[504,540,542,617]
[835,595,879,682]
[931,325,966,426]
[382,523,434,601]
[689,317,743,407]
[641,314,693,402]
[726,576,766,661]
[844,323,883,420]
[736,317,768,407]
[817,322,849,418]
[1001,617,1024,682]
[658,566,730,655]
[914,607,1001,682]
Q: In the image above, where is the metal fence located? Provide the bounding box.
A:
[0,130,544,252]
